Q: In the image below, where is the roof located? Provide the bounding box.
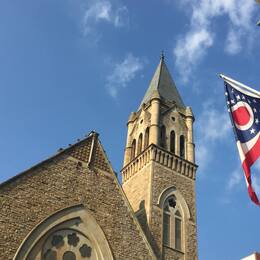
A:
[138,56,185,109]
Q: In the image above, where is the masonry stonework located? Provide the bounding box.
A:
[0,135,155,259]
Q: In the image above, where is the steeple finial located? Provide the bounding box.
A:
[160,50,165,61]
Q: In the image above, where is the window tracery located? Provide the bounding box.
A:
[163,195,183,251]
[42,229,92,260]
[14,205,113,260]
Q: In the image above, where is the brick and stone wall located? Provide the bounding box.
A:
[150,163,198,260]
[0,138,155,259]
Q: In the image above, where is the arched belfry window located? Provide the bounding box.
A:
[160,125,166,148]
[137,133,143,154]
[163,195,183,251]
[144,127,150,148]
[180,135,185,158]
[131,139,136,160]
[170,131,176,154]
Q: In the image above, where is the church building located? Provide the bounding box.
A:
[0,55,198,260]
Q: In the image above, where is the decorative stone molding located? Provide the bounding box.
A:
[14,204,114,260]
[122,144,197,183]
[157,186,191,220]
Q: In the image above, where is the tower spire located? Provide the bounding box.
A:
[138,54,184,110]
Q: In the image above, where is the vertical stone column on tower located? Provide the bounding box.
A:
[185,107,195,163]
[149,91,161,146]
[123,112,136,167]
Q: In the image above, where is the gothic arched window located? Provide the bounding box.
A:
[160,125,166,148]
[144,127,150,149]
[131,139,136,160]
[14,205,114,260]
[163,195,183,251]
[170,130,176,154]
[137,133,143,154]
[180,135,185,158]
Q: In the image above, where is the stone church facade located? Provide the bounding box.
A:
[0,56,198,260]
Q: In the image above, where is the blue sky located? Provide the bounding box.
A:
[1,0,260,259]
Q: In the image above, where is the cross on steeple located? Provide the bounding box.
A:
[160,50,165,61]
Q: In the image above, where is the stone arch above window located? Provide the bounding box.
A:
[14,204,113,260]
[160,189,188,251]
[157,186,191,220]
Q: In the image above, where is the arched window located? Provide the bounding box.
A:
[163,195,183,251]
[144,127,150,148]
[14,205,113,260]
[160,125,166,148]
[131,139,136,160]
[180,135,185,158]
[170,130,176,154]
[137,133,143,154]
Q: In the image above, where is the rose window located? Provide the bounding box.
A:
[42,229,94,259]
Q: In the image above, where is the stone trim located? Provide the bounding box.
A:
[14,204,114,260]
[121,144,197,183]
[157,187,191,220]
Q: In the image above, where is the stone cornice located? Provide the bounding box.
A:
[121,144,198,183]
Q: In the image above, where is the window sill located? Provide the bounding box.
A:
[163,245,184,255]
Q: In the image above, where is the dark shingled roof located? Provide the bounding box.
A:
[139,57,185,109]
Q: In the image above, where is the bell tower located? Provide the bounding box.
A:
[121,55,198,260]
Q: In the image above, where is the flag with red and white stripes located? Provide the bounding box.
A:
[221,74,260,206]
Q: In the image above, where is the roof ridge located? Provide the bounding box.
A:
[0,131,98,187]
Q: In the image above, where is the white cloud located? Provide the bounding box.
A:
[197,104,230,141]
[252,175,260,199]
[196,101,231,171]
[219,166,243,205]
[106,53,144,98]
[82,0,128,36]
[225,29,242,55]
[227,168,243,190]
[174,29,213,82]
[173,0,256,81]
[250,159,260,198]
[196,143,211,171]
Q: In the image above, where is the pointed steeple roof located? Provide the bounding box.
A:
[139,55,185,109]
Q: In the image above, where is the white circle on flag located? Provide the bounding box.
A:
[231,101,254,131]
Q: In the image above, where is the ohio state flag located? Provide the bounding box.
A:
[221,74,260,206]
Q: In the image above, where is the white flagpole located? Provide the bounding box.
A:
[219,74,260,98]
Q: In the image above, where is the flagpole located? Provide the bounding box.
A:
[219,74,260,97]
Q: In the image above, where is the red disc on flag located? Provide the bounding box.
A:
[232,106,250,126]
[231,101,254,131]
